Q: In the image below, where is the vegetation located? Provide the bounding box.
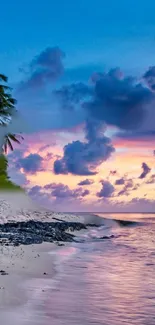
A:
[0,74,23,191]
[0,154,23,191]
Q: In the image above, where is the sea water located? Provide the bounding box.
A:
[2,213,155,325]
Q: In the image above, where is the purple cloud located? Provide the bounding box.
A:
[54,82,92,110]
[146,174,155,184]
[19,47,65,91]
[139,162,151,179]
[78,179,94,186]
[44,183,89,199]
[143,66,155,91]
[109,170,117,176]
[28,185,42,196]
[84,68,153,131]
[97,180,115,198]
[54,119,115,176]
[17,153,43,174]
[115,177,125,185]
[81,189,90,197]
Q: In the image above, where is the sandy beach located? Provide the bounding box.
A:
[0,191,104,324]
[0,242,57,308]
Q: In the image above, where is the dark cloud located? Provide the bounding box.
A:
[143,66,155,91]
[109,170,117,176]
[117,178,138,197]
[84,68,153,130]
[54,119,115,175]
[53,82,92,110]
[139,162,151,179]
[97,180,115,198]
[78,179,94,186]
[125,179,134,189]
[17,153,43,174]
[118,189,129,196]
[81,189,90,197]
[146,174,155,184]
[19,47,65,91]
[115,177,125,185]
[115,130,155,141]
[28,185,42,196]
[44,183,89,199]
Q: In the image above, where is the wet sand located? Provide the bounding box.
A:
[0,191,102,324]
[0,242,58,324]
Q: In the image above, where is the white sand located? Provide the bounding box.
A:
[0,242,60,325]
[0,243,56,309]
[0,191,103,323]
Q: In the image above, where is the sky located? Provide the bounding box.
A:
[1,0,155,212]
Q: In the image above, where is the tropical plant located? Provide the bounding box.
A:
[3,133,24,154]
[0,74,23,191]
[0,154,8,177]
[0,74,23,155]
[0,74,17,125]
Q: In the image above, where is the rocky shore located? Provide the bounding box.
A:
[0,219,90,246]
[0,192,104,248]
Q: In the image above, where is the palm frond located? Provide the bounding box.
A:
[3,133,24,154]
[0,74,8,83]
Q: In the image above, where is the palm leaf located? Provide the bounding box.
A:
[3,133,24,154]
[0,74,8,83]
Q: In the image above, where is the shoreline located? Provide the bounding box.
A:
[0,241,80,324]
[0,243,57,310]
[0,190,103,322]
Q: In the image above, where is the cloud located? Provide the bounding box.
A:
[17,153,43,174]
[54,119,115,175]
[117,178,137,196]
[81,189,90,197]
[53,82,92,110]
[19,47,65,91]
[139,162,151,179]
[44,183,89,199]
[97,180,115,198]
[143,66,155,91]
[146,174,155,184]
[125,179,134,189]
[78,178,94,186]
[115,177,125,185]
[84,68,153,131]
[28,185,42,196]
[109,170,117,176]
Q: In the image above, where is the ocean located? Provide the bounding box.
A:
[2,213,155,324]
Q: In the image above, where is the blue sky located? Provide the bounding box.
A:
[1,0,155,83]
[1,0,155,211]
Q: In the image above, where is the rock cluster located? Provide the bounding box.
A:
[0,220,87,246]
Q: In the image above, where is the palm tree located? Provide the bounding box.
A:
[0,74,17,125]
[0,74,23,155]
[3,133,24,154]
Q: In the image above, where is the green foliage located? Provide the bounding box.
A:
[0,74,17,125]
[0,154,23,191]
[3,133,24,154]
[0,154,8,177]
[0,74,24,191]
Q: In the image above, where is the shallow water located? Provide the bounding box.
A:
[3,213,155,324]
[45,214,155,325]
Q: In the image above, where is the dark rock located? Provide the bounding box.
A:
[0,220,87,247]
[0,270,8,275]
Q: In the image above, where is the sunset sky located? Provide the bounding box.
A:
[1,0,155,212]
